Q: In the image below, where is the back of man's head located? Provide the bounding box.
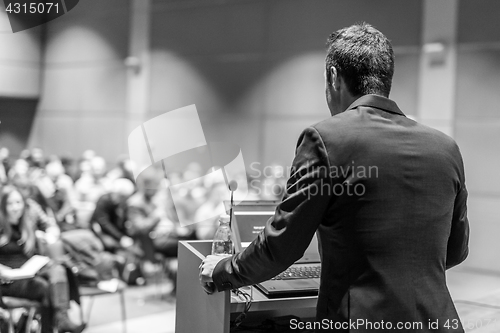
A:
[326,23,394,97]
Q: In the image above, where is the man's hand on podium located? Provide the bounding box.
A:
[199,254,231,294]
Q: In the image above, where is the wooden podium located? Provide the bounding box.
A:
[175,241,317,333]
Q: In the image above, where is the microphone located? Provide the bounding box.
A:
[228,180,238,192]
[228,180,238,228]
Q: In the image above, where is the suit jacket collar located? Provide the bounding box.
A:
[346,94,405,117]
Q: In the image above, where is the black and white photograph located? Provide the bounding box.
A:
[0,0,499,332]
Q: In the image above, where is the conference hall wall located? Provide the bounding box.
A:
[149,0,421,173]
[454,0,500,274]
[27,0,129,161]
[0,6,41,155]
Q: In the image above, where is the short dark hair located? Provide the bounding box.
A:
[326,23,394,97]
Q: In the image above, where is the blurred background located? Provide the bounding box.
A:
[0,0,499,332]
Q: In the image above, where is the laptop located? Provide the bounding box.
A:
[228,200,321,298]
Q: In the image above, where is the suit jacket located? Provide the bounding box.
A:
[212,94,469,332]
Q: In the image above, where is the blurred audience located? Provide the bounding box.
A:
[0,146,287,296]
[106,155,135,183]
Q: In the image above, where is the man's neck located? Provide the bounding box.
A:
[338,91,363,114]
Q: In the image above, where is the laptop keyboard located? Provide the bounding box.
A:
[271,265,321,280]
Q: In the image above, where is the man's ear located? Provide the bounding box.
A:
[329,66,339,90]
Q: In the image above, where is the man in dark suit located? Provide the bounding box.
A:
[200,23,469,332]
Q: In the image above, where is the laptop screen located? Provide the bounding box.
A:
[235,211,274,248]
[229,201,320,263]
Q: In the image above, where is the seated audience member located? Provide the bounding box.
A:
[126,170,195,259]
[0,162,6,186]
[0,186,85,333]
[90,178,136,253]
[74,156,110,204]
[45,160,79,232]
[60,156,78,183]
[11,175,60,243]
[74,155,111,229]
[10,173,70,265]
[0,147,9,185]
[60,228,118,286]
[0,148,11,176]
[27,147,46,171]
[7,159,30,180]
[73,150,96,182]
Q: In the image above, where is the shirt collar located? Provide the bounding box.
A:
[346,94,405,117]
